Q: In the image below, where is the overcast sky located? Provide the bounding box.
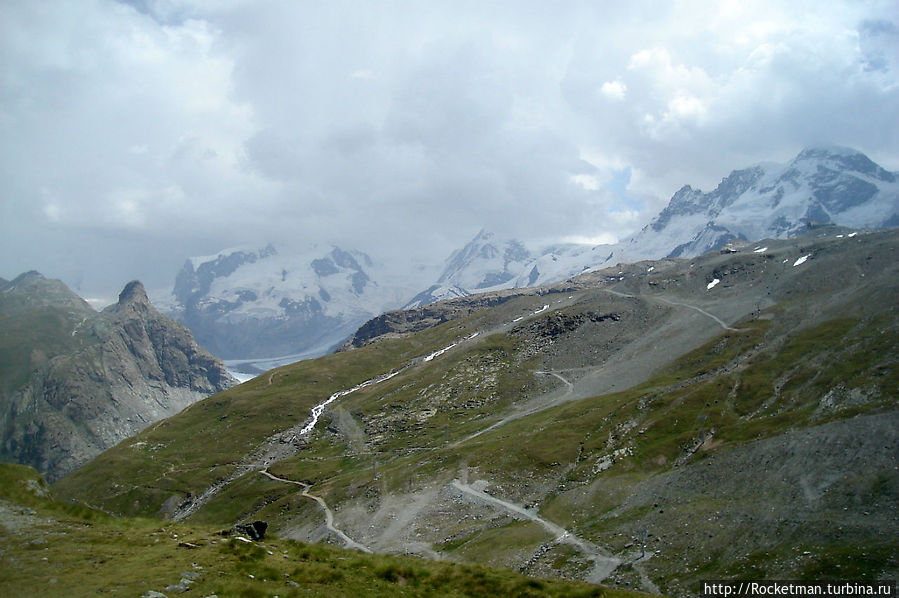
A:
[2,0,897,300]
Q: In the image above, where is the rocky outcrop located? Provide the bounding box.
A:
[230,520,268,540]
[0,274,235,482]
[340,288,538,349]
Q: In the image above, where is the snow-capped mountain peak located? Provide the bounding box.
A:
[167,243,416,363]
[163,147,897,366]
[409,146,898,306]
[438,229,531,289]
[622,145,899,259]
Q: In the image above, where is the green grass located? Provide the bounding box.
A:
[0,304,94,394]
[2,463,649,598]
[51,318,476,515]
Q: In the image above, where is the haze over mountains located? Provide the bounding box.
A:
[159,146,899,366]
[410,146,899,304]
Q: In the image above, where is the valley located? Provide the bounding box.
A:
[52,227,899,596]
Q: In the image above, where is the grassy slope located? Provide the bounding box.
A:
[51,311,487,515]
[51,230,899,595]
[0,301,94,396]
[1,463,648,597]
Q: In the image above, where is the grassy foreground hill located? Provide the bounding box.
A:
[53,228,898,596]
[0,463,643,597]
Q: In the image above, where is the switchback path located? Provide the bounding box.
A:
[449,370,575,447]
[451,479,620,583]
[172,368,408,521]
[602,288,740,332]
[260,469,370,553]
[535,370,573,397]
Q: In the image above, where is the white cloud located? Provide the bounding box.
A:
[562,233,619,246]
[600,80,627,100]
[571,174,601,191]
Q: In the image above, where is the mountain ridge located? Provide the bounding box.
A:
[163,243,431,366]
[407,146,899,306]
[0,273,235,482]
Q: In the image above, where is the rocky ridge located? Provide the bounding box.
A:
[0,273,235,482]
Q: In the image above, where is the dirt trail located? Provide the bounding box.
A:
[260,469,370,552]
[653,296,740,331]
[450,370,574,447]
[454,288,745,449]
[172,368,407,521]
[603,288,739,331]
[535,370,573,397]
[451,479,621,583]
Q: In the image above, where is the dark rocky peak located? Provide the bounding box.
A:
[173,247,266,306]
[471,228,495,243]
[504,240,529,263]
[707,166,766,208]
[668,185,703,209]
[312,247,366,275]
[8,270,46,287]
[310,247,371,294]
[117,280,150,308]
[331,247,362,272]
[330,247,371,271]
[795,146,866,165]
[439,230,504,283]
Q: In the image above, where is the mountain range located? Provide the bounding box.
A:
[0,273,234,482]
[54,226,899,596]
[160,244,431,374]
[160,147,898,364]
[411,146,899,304]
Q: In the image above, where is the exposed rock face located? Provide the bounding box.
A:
[619,145,899,260]
[230,520,267,540]
[0,274,235,482]
[340,288,534,350]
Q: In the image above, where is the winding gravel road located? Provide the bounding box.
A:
[260,469,370,552]
[451,479,621,583]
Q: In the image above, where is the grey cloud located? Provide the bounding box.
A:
[1,0,897,298]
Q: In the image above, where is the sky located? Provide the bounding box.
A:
[1,0,898,301]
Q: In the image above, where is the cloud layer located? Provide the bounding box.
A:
[1,0,897,296]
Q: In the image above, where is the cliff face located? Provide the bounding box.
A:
[0,274,234,482]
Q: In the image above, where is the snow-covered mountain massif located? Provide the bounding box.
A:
[617,146,899,259]
[162,146,897,367]
[412,146,899,305]
[163,244,431,372]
